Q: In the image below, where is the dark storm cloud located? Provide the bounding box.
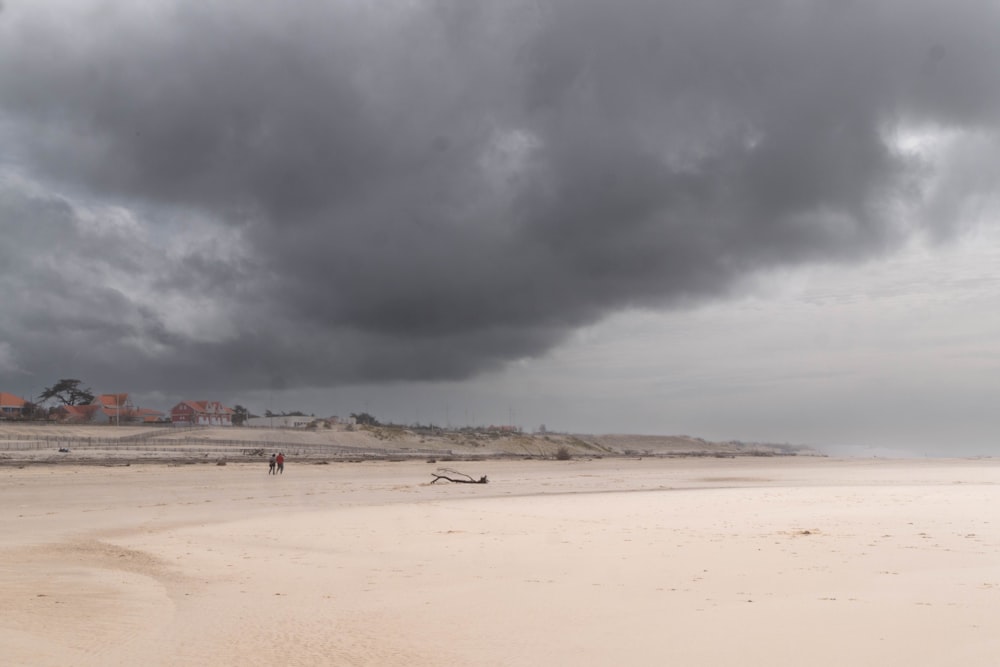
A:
[0,0,998,394]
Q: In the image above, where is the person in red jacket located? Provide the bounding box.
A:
[276,452,285,474]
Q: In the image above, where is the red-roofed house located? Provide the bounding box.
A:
[170,401,234,427]
[92,393,135,424]
[52,404,101,423]
[52,393,165,424]
[138,407,167,423]
[0,392,27,419]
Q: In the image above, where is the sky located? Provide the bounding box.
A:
[1,1,999,455]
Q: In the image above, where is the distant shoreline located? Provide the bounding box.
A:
[0,422,819,465]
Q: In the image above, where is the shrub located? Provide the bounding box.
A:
[555,446,571,460]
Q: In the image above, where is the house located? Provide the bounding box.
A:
[170,401,234,427]
[137,407,167,423]
[245,415,314,429]
[0,392,27,419]
[52,404,101,423]
[52,393,163,424]
[91,393,136,424]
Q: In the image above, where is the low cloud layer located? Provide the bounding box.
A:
[1,0,998,396]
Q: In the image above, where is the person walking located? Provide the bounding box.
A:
[276,452,285,475]
[268,452,276,475]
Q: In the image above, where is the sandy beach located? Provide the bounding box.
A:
[3,457,1000,666]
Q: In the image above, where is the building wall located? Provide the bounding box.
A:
[171,402,233,427]
[245,416,314,429]
[171,402,194,426]
[0,393,27,418]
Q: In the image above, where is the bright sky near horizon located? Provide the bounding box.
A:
[1,1,999,454]
[276,226,1000,455]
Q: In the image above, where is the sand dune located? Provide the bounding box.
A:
[0,423,815,464]
[2,457,1000,665]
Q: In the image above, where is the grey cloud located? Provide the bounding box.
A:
[1,0,998,396]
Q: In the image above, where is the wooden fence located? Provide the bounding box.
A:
[0,435,448,459]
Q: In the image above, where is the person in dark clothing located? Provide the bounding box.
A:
[268,453,276,475]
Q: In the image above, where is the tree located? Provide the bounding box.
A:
[39,379,95,406]
[232,405,249,426]
[264,409,306,418]
[20,402,46,420]
[350,411,379,426]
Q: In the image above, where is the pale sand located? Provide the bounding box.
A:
[3,457,1000,666]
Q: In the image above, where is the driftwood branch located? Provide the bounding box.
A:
[431,468,489,484]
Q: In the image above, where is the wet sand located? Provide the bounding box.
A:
[3,457,1000,666]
